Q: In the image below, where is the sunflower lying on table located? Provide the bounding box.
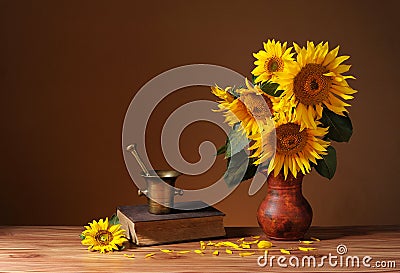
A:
[80,216,128,253]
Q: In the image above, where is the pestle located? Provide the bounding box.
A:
[126,144,150,177]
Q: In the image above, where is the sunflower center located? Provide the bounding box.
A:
[293,63,332,105]
[95,230,114,246]
[264,57,284,73]
[240,93,272,120]
[276,123,307,155]
[310,79,319,90]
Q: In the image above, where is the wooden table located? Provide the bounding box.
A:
[0,226,399,272]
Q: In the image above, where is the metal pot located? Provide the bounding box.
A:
[138,170,183,214]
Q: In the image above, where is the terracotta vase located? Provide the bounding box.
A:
[257,171,312,240]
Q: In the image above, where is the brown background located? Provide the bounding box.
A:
[1,0,399,226]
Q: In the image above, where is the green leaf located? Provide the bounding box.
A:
[259,81,283,97]
[252,74,283,96]
[109,214,120,225]
[320,108,353,142]
[242,159,258,181]
[224,149,257,187]
[228,86,243,98]
[216,143,227,155]
[80,234,86,240]
[252,74,257,84]
[225,124,250,158]
[314,146,337,180]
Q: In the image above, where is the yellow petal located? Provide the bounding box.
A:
[257,240,273,249]
[145,253,156,258]
[177,250,191,254]
[280,249,291,255]
[328,93,351,107]
[226,249,233,254]
[311,237,321,241]
[212,250,219,256]
[330,88,354,100]
[299,240,314,244]
[335,64,351,74]
[323,101,347,115]
[289,157,297,178]
[123,253,135,258]
[239,252,255,257]
[316,104,323,118]
[327,55,350,70]
[194,249,204,254]
[298,247,316,251]
[160,249,173,253]
[294,155,306,175]
[283,156,289,179]
[322,45,340,66]
[103,218,109,230]
[220,241,240,248]
[252,236,261,239]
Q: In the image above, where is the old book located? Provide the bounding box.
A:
[117,201,225,246]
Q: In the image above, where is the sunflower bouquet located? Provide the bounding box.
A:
[213,40,356,184]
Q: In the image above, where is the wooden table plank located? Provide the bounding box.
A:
[0,226,399,272]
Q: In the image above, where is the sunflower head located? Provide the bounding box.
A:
[212,79,277,137]
[276,41,357,129]
[250,111,330,180]
[81,217,128,253]
[252,39,295,83]
[293,63,331,106]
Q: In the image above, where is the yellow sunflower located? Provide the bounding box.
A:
[212,79,278,137]
[276,41,357,129]
[81,217,127,253]
[249,111,330,179]
[252,39,294,83]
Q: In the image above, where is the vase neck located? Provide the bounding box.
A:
[265,171,304,188]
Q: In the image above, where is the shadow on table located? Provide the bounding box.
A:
[305,225,400,240]
[225,225,400,241]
